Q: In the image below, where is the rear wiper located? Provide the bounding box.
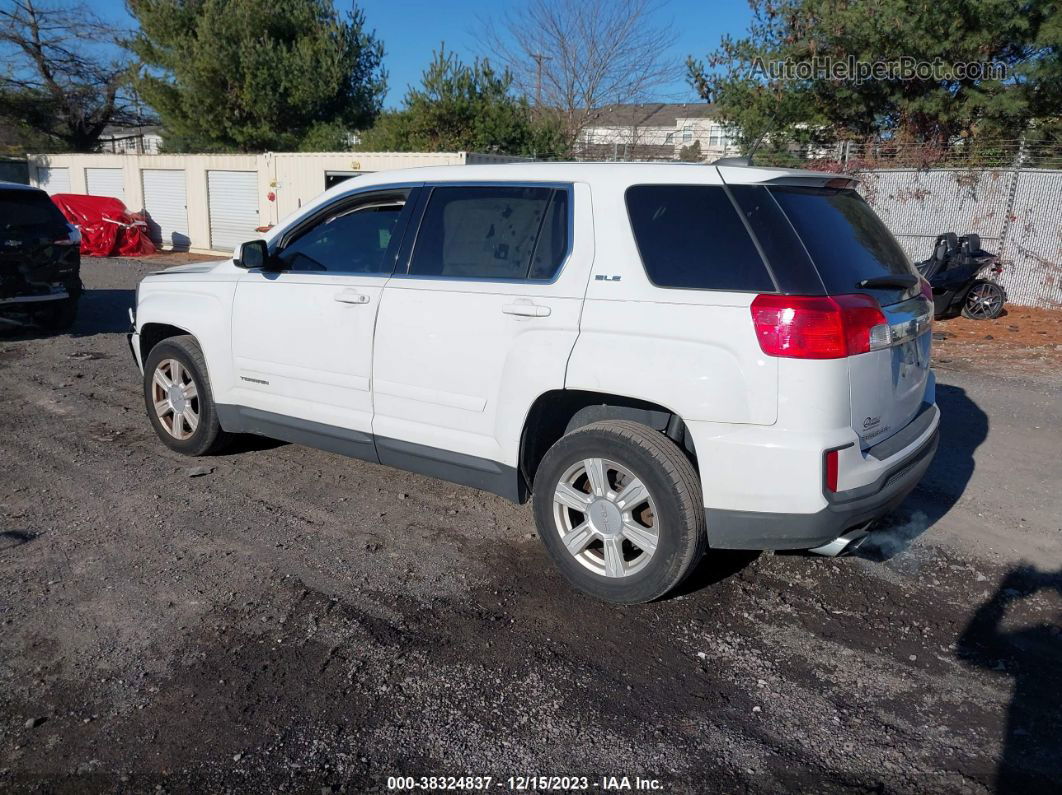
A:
[857,274,918,289]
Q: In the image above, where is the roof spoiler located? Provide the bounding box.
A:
[715,165,860,189]
[712,156,751,166]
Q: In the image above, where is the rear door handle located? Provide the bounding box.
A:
[334,289,370,305]
[502,302,551,317]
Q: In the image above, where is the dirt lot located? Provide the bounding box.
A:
[1,257,1060,793]
[932,306,1062,376]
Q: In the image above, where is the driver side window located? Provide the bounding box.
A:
[276,197,406,274]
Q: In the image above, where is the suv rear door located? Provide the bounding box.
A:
[370,183,591,476]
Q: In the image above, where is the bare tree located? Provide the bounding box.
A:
[483,0,680,150]
[0,0,139,152]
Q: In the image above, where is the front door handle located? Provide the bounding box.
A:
[502,302,551,317]
[334,290,370,305]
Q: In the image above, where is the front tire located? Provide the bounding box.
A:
[532,420,707,604]
[143,335,229,456]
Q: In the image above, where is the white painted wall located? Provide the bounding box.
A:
[26,151,529,254]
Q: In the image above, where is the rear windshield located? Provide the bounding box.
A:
[767,187,915,293]
[0,190,68,234]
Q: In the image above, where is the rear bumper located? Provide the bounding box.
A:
[705,424,939,551]
[0,288,71,307]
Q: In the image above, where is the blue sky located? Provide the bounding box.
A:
[92,0,754,108]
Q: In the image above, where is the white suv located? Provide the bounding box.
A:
[130,163,939,603]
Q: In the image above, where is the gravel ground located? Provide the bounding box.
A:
[1,257,1060,793]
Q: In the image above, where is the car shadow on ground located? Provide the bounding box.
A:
[958,566,1062,792]
[72,288,136,336]
[0,287,134,340]
[858,382,989,560]
[673,549,760,597]
[215,434,289,455]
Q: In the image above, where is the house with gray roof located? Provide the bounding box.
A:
[575,103,740,161]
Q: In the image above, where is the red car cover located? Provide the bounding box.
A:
[50,194,157,257]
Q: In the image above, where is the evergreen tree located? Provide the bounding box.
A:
[129,0,386,152]
[358,48,566,157]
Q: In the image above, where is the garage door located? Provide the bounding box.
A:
[207,170,259,251]
[142,169,190,249]
[86,167,125,203]
[37,167,71,194]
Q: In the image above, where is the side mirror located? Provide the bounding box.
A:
[234,239,270,270]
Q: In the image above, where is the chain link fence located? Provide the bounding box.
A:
[854,167,1062,308]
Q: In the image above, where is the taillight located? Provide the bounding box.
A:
[750,294,888,359]
[824,449,839,492]
[54,224,81,247]
[919,277,933,304]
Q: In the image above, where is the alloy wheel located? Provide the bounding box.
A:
[964,282,1004,319]
[151,358,200,440]
[551,457,659,578]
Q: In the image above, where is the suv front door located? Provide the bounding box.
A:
[230,189,414,447]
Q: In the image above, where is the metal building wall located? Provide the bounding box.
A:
[25,151,527,254]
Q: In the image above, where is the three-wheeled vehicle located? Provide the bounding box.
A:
[915,232,1006,320]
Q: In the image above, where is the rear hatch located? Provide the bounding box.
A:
[766,184,932,450]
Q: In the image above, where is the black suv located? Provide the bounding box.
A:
[0,181,82,331]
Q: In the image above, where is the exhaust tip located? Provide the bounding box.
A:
[808,524,873,557]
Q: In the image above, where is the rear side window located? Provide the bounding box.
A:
[625,185,774,292]
[767,187,915,293]
[409,186,569,280]
[0,190,68,234]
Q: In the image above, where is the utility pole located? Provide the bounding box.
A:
[531,53,549,107]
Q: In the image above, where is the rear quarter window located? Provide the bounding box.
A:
[625,185,775,292]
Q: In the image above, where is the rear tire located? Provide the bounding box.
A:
[532,420,707,604]
[143,335,229,456]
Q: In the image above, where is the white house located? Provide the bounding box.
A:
[576,103,741,161]
[96,125,165,155]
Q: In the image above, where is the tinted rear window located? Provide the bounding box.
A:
[625,185,774,292]
[767,187,915,294]
[0,190,68,233]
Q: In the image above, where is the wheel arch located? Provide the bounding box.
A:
[139,322,196,364]
[519,389,698,495]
